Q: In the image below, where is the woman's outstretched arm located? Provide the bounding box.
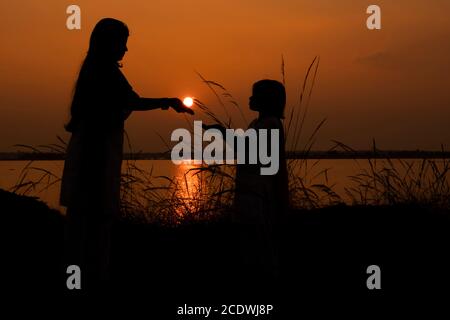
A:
[133,97,194,114]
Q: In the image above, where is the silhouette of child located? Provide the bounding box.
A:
[60,18,193,291]
[205,79,289,283]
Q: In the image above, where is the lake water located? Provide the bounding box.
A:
[1,159,448,211]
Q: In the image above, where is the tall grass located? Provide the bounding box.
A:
[10,58,450,222]
[281,56,342,209]
[120,132,235,224]
[11,140,65,196]
[344,144,450,208]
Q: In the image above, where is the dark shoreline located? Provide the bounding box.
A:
[1,150,450,161]
[3,187,450,309]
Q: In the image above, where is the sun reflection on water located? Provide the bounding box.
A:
[173,161,204,217]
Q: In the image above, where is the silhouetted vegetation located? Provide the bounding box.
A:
[9,58,450,222]
[3,188,450,309]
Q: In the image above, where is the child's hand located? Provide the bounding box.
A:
[166,98,195,115]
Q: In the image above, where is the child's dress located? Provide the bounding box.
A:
[233,115,289,278]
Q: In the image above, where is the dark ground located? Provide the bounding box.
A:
[2,188,450,316]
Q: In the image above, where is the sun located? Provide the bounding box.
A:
[183,97,194,108]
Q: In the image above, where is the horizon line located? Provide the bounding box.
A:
[1,150,449,161]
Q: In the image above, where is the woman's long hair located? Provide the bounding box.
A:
[66,18,129,132]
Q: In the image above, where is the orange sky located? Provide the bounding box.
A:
[1,0,449,152]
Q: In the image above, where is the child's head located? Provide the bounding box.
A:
[249,79,286,118]
[88,18,129,62]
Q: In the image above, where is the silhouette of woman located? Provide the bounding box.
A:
[60,18,193,290]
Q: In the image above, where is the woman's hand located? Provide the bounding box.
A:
[164,98,194,115]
